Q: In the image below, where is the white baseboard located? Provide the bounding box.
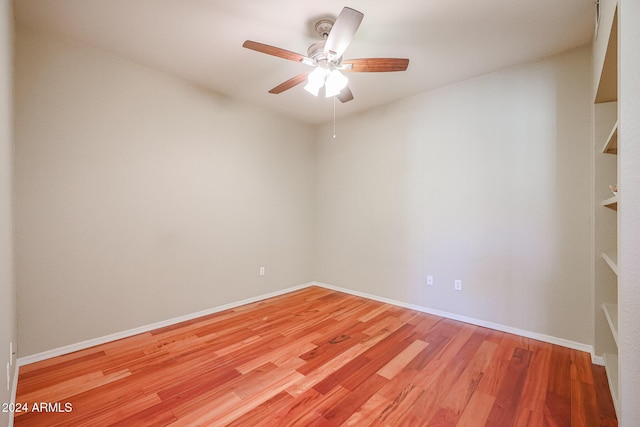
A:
[16,282,314,367]
[312,281,601,363]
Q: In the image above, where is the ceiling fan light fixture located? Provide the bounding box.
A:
[304,67,328,96]
[325,70,348,97]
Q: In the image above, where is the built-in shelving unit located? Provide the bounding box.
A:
[593,0,619,416]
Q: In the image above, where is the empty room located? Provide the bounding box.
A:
[1,0,639,426]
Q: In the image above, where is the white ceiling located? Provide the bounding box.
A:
[13,0,595,125]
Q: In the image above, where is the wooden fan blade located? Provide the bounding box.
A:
[337,86,354,103]
[243,40,306,63]
[324,7,364,59]
[269,72,311,94]
[342,58,410,72]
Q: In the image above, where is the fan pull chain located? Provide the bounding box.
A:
[333,96,337,139]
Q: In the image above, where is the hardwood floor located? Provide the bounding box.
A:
[14,286,617,426]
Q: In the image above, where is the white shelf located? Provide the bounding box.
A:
[602,252,619,275]
[604,352,619,416]
[602,302,619,346]
[602,195,618,210]
[601,121,618,154]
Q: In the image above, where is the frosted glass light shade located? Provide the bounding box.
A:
[325,70,348,97]
[304,67,328,96]
[304,81,321,96]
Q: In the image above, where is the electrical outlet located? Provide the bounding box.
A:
[454,280,462,291]
[259,267,265,276]
[427,275,433,286]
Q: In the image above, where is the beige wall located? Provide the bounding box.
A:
[619,0,640,422]
[315,46,594,345]
[14,27,315,356]
[0,0,15,424]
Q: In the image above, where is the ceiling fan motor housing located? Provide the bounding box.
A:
[308,19,338,66]
[307,41,327,62]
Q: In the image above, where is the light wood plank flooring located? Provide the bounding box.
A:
[14,286,617,426]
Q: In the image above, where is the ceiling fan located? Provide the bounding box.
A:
[243,7,409,103]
